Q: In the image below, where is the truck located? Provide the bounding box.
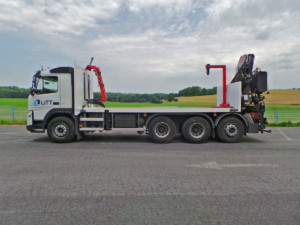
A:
[27,54,269,143]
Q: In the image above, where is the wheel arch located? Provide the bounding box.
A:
[43,109,75,129]
[145,114,166,128]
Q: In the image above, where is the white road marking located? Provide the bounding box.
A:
[186,162,281,170]
[277,128,292,141]
[2,132,17,135]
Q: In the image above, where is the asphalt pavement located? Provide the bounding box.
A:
[0,126,299,225]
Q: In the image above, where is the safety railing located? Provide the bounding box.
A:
[264,110,300,122]
[0,106,27,120]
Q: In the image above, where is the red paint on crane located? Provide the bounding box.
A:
[205,64,230,107]
[85,65,107,102]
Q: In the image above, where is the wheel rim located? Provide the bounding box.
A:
[154,122,170,138]
[224,123,238,137]
[54,124,68,137]
[190,123,205,138]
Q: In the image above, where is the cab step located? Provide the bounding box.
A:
[79,127,104,132]
[80,118,104,122]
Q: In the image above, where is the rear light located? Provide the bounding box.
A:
[250,112,260,121]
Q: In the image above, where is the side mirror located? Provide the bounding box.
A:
[205,64,210,75]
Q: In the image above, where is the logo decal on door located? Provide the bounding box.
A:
[34,100,53,106]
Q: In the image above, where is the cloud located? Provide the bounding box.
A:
[126,0,195,16]
[0,0,121,35]
[0,0,299,91]
[0,0,201,36]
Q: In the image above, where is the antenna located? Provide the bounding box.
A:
[89,57,94,65]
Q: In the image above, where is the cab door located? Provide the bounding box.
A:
[32,75,60,120]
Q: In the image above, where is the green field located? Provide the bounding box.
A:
[0,98,28,107]
[0,98,300,125]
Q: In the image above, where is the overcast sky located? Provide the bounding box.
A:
[0,0,299,93]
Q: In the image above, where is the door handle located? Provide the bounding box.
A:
[53,102,60,105]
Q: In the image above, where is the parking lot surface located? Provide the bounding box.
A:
[0,126,299,225]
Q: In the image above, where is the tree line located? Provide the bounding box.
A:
[0,86,217,103]
[0,86,31,98]
[178,86,217,97]
[95,92,168,103]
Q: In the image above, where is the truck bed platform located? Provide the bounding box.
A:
[81,106,238,114]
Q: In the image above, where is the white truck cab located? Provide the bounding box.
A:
[28,68,72,120]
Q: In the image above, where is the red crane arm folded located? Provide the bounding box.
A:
[85,65,107,103]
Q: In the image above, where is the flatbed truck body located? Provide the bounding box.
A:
[27,54,269,143]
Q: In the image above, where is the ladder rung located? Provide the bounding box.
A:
[79,127,104,131]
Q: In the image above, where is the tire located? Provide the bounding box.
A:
[216,117,244,143]
[182,117,211,143]
[47,116,75,143]
[148,116,176,143]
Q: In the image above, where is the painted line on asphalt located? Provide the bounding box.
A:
[277,128,292,141]
[186,162,281,170]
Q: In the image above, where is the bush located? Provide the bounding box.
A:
[150,96,163,104]
[166,94,178,102]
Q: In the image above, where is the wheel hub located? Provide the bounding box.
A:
[224,124,238,137]
[54,124,68,137]
[158,126,166,133]
[190,123,205,138]
[155,122,170,138]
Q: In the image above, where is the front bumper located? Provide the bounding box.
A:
[26,125,34,132]
[26,125,45,133]
[26,112,45,133]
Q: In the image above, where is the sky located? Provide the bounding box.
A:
[0,0,299,93]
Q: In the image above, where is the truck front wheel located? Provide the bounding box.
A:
[216,117,244,143]
[47,116,75,143]
[182,117,211,143]
[148,116,176,143]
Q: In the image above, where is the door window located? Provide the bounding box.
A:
[36,76,58,94]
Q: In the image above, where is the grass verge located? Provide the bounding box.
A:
[268,121,300,127]
[0,120,27,125]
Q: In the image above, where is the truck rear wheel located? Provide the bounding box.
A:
[148,116,176,143]
[47,116,75,143]
[182,117,211,143]
[216,117,244,143]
